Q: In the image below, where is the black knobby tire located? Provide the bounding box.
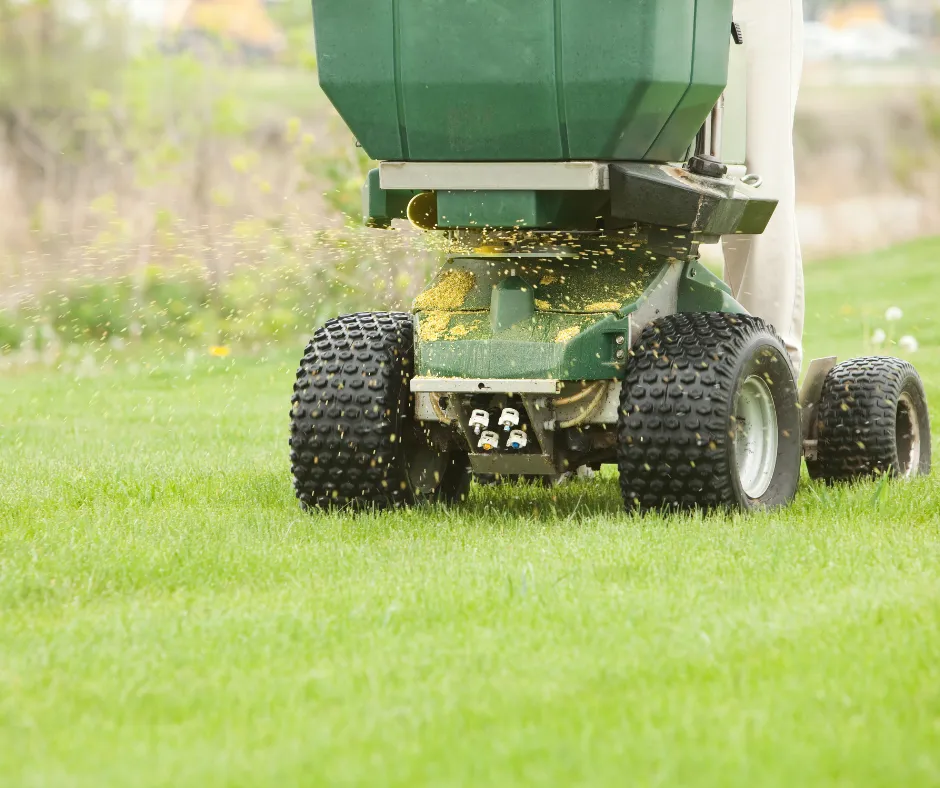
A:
[807,357,931,482]
[618,312,802,513]
[290,312,470,511]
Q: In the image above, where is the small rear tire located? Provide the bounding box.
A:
[807,357,931,482]
[290,312,470,511]
[618,313,802,513]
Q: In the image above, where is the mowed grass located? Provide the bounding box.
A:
[2,239,940,787]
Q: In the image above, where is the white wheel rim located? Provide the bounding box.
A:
[897,392,922,478]
[734,375,779,499]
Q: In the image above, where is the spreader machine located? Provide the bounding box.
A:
[290,0,931,512]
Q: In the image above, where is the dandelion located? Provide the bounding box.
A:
[899,335,919,353]
[885,306,903,322]
[871,328,886,345]
[209,346,231,358]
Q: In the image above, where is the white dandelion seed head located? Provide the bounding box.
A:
[899,335,919,353]
[885,306,903,322]
[871,328,886,345]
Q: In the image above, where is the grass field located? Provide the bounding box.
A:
[2,238,939,787]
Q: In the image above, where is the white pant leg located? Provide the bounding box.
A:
[723,0,805,376]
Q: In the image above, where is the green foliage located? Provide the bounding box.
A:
[138,268,213,339]
[217,266,314,344]
[267,0,317,68]
[0,0,129,118]
[5,243,409,349]
[45,280,134,342]
[890,143,920,190]
[921,90,940,144]
[31,270,208,343]
[308,133,374,221]
[0,310,23,353]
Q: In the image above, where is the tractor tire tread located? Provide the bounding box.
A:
[290,311,418,510]
[807,356,930,481]
[618,311,797,512]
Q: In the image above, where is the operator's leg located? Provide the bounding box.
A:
[723,0,805,375]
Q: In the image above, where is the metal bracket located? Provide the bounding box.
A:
[411,377,563,395]
[445,391,561,477]
[451,395,480,455]
[464,394,560,476]
[469,454,558,476]
[521,395,555,460]
[799,356,838,454]
[552,382,621,426]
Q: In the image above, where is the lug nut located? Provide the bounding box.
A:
[615,335,626,345]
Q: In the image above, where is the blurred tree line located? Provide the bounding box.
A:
[0,0,937,355]
[0,0,434,352]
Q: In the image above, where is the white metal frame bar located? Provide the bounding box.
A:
[380,161,610,192]
[410,377,563,395]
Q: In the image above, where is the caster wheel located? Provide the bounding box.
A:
[618,313,802,513]
[290,312,470,511]
[807,357,931,482]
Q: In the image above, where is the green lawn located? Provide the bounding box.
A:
[2,239,939,787]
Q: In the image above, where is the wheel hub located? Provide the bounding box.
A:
[734,375,779,499]
[896,392,922,478]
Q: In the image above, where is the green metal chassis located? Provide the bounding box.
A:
[412,237,743,383]
[367,160,777,477]
[364,162,775,384]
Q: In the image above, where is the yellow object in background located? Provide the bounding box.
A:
[169,0,284,51]
[823,2,885,29]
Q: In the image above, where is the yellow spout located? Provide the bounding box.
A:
[407,191,438,231]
